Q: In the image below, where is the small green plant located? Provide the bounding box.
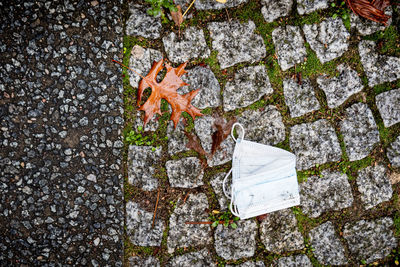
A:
[145,0,177,18]
[125,126,164,151]
[331,1,351,28]
[209,210,240,229]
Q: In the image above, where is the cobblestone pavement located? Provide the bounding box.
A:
[1,0,400,266]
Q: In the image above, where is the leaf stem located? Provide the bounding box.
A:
[182,0,196,18]
[112,59,145,79]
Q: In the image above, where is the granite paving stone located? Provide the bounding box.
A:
[195,0,248,10]
[237,107,286,145]
[359,40,400,87]
[316,64,364,108]
[132,111,159,132]
[260,209,304,253]
[214,220,258,260]
[223,65,273,111]
[272,26,307,71]
[179,66,221,109]
[351,6,392,36]
[283,78,320,118]
[163,27,210,63]
[309,221,348,265]
[387,136,400,168]
[126,4,162,39]
[227,261,265,267]
[300,170,354,217]
[129,45,163,88]
[289,119,342,170]
[356,165,393,209]
[343,217,397,263]
[376,88,400,127]
[167,121,190,156]
[274,255,312,267]
[166,157,204,188]
[166,248,216,267]
[208,21,266,69]
[127,145,162,191]
[340,103,380,161]
[210,172,229,210]
[167,193,212,253]
[296,0,329,15]
[126,201,165,246]
[128,256,160,267]
[261,0,293,23]
[303,17,350,64]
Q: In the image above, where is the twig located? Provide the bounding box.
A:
[152,188,161,228]
[225,8,231,22]
[183,192,190,203]
[112,59,145,79]
[182,0,196,18]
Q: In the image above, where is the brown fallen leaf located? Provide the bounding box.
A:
[185,131,209,168]
[138,59,203,128]
[211,116,237,155]
[346,0,391,25]
[171,5,183,26]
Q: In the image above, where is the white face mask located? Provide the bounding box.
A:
[223,123,300,219]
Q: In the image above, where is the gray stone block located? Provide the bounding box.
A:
[387,136,400,168]
[261,0,293,23]
[274,255,312,267]
[166,157,204,188]
[167,121,189,156]
[195,0,248,10]
[210,172,229,210]
[296,0,329,15]
[128,256,160,267]
[129,45,162,88]
[126,5,161,39]
[351,6,392,36]
[166,248,215,267]
[376,88,400,127]
[227,261,265,267]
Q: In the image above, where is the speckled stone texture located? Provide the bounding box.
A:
[272,26,307,71]
[340,103,380,161]
[376,88,400,127]
[194,116,235,167]
[129,45,163,88]
[195,0,248,10]
[167,193,212,253]
[260,209,304,253]
[343,217,397,263]
[316,64,364,108]
[303,17,350,64]
[356,165,393,209]
[237,107,286,145]
[351,6,392,36]
[309,221,348,265]
[126,201,165,246]
[126,4,161,39]
[208,21,266,69]
[296,0,329,15]
[179,66,221,109]
[227,261,265,267]
[128,256,160,267]
[300,170,353,217]
[289,120,342,170]
[133,111,159,132]
[223,65,273,111]
[210,172,229,210]
[166,157,204,188]
[214,220,258,260]
[359,40,400,87]
[274,255,312,267]
[283,78,320,118]
[167,121,189,156]
[261,0,293,22]
[387,136,400,168]
[128,146,162,191]
[166,248,216,267]
[0,1,124,264]
[163,27,210,63]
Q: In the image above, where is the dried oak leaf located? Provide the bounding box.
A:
[211,116,237,155]
[171,5,183,26]
[346,0,391,25]
[138,59,203,128]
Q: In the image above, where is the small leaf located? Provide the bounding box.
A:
[332,13,338,18]
[230,223,237,229]
[212,221,219,228]
[224,221,229,227]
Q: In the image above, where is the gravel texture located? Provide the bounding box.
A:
[343,217,397,263]
[129,45,163,88]
[126,4,161,39]
[351,6,392,36]
[166,157,204,188]
[223,65,273,111]
[289,119,342,170]
[208,21,266,69]
[163,27,210,63]
[316,64,364,108]
[167,193,212,253]
[274,255,312,266]
[272,26,307,71]
[283,78,320,118]
[356,165,393,209]
[179,66,221,109]
[309,221,348,265]
[0,1,123,264]
[340,103,380,161]
[126,201,165,246]
[296,0,329,15]
[260,209,304,253]
[261,0,293,23]
[127,146,162,191]
[214,220,258,260]
[303,17,350,64]
[210,172,229,210]
[376,88,400,127]
[128,256,160,267]
[166,248,216,267]
[237,106,286,145]
[387,136,400,168]
[300,170,354,217]
[359,40,400,87]
[167,121,190,156]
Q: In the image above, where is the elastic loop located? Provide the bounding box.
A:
[222,169,232,199]
[229,192,240,217]
[231,123,245,142]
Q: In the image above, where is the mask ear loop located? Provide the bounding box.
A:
[222,169,232,199]
[231,122,245,142]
